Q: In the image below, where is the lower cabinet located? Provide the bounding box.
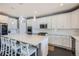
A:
[62,36,72,50]
[48,35,72,50]
[76,40,79,56]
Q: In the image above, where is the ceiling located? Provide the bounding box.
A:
[0,3,78,17]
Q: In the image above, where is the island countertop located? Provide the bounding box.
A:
[71,35,79,56]
[3,34,48,46]
[71,35,79,41]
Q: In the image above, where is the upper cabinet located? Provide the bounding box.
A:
[31,16,52,33]
[27,9,79,33]
[71,9,79,28]
[52,9,79,29]
[27,19,33,26]
[52,13,72,29]
[0,15,17,30]
[8,18,17,30]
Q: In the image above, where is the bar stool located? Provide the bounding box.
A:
[28,45,37,56]
[10,39,17,56]
[4,37,11,56]
[20,42,29,56]
[16,40,22,56]
[20,42,37,56]
[0,36,6,56]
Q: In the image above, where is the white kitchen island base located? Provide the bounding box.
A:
[37,37,48,56]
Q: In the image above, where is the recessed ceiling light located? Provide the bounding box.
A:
[34,11,38,14]
[60,3,64,6]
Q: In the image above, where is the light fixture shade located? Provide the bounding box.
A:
[19,16,26,23]
[33,15,36,21]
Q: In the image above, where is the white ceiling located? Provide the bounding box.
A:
[0,3,78,17]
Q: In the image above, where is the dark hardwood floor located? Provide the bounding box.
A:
[48,46,74,56]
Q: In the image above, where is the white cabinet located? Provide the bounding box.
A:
[48,35,72,50]
[52,13,71,29]
[49,35,63,46]
[8,18,17,30]
[49,35,57,45]
[54,14,66,28]
[27,19,33,26]
[62,36,72,49]
[32,16,52,34]
[41,37,48,56]
[54,36,63,46]
[73,36,79,56]
[63,13,71,28]
[71,9,79,28]
[76,39,79,56]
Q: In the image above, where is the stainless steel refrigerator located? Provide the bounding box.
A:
[0,23,8,35]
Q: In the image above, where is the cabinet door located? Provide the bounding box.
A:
[52,13,71,29]
[52,16,57,29]
[56,14,65,28]
[62,36,72,49]
[71,9,79,28]
[54,36,63,46]
[48,35,57,45]
[49,35,72,49]
[76,40,79,56]
[48,35,62,46]
[8,18,17,30]
[52,15,64,28]
[63,13,71,28]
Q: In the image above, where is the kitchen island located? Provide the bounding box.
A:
[4,34,48,56]
[72,35,79,56]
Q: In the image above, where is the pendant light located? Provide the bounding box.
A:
[33,15,36,21]
[33,11,37,21]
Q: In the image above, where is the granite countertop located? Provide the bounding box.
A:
[71,35,79,41]
[72,36,79,41]
[3,34,48,46]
